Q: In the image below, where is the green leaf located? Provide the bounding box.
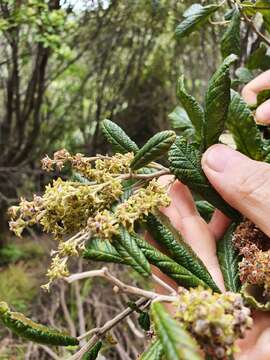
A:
[138,312,151,331]
[235,67,254,85]
[246,43,270,71]
[221,9,241,59]
[168,106,195,139]
[146,214,220,291]
[195,200,214,223]
[151,303,202,360]
[82,341,102,360]
[130,131,176,170]
[256,89,270,108]
[168,136,240,220]
[175,4,219,38]
[217,224,241,292]
[176,76,204,141]
[101,119,139,154]
[0,302,79,346]
[135,235,207,289]
[204,54,237,149]
[227,90,265,160]
[140,340,164,360]
[112,227,151,277]
[83,238,125,264]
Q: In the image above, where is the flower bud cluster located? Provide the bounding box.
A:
[9,148,171,288]
[233,220,270,295]
[175,287,253,359]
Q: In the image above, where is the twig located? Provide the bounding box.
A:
[241,11,270,47]
[39,345,60,360]
[152,274,177,295]
[60,284,76,338]
[74,281,86,345]
[65,267,177,302]
[67,298,148,360]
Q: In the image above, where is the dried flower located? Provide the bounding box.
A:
[175,287,253,359]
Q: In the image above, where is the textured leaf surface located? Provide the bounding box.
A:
[102,119,139,154]
[168,136,240,220]
[140,340,164,360]
[146,214,219,291]
[217,224,241,292]
[82,341,102,360]
[0,302,78,346]
[152,303,202,360]
[204,54,237,148]
[227,90,265,160]
[83,238,125,264]
[130,131,176,170]
[168,106,195,139]
[113,227,151,277]
[221,9,241,59]
[176,76,204,141]
[135,235,206,288]
[175,4,219,38]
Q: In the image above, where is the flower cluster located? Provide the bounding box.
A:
[9,148,171,289]
[41,148,133,181]
[175,287,253,359]
[9,178,122,239]
[233,220,270,295]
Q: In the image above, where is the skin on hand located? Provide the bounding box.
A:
[147,71,270,359]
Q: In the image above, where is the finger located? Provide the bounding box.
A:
[208,209,231,241]
[238,327,270,360]
[242,70,270,105]
[202,144,270,238]
[161,181,225,291]
[256,98,270,125]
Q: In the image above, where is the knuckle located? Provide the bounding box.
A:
[234,166,270,202]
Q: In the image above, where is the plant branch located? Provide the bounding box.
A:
[65,267,176,302]
[241,11,270,47]
[67,297,149,360]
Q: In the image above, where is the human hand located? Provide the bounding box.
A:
[147,71,270,359]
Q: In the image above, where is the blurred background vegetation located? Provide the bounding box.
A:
[0,0,265,358]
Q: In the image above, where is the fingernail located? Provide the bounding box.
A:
[256,99,270,124]
[203,144,240,173]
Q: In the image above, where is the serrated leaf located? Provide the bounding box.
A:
[204,54,237,149]
[168,106,195,139]
[146,214,219,291]
[195,200,214,223]
[130,131,176,170]
[135,235,207,289]
[217,224,241,292]
[112,227,151,277]
[168,136,240,220]
[83,238,125,264]
[140,340,163,360]
[227,90,265,160]
[176,76,204,141]
[221,9,241,59]
[0,302,78,346]
[175,4,219,38]
[246,43,270,71]
[151,303,202,360]
[82,341,102,360]
[138,312,151,331]
[101,119,139,154]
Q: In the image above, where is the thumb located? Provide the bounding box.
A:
[202,144,270,237]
